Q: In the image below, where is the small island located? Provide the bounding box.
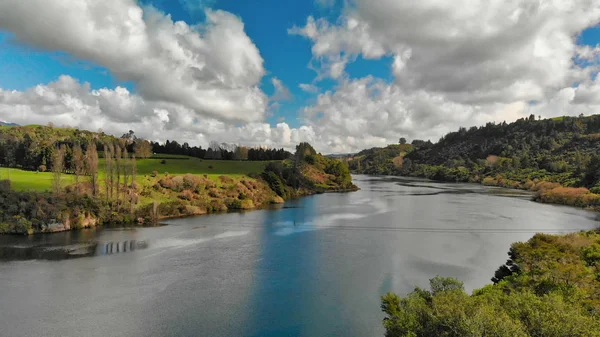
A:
[0,125,357,235]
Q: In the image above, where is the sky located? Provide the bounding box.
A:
[0,1,599,154]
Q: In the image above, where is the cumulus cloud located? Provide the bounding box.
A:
[271,77,293,101]
[2,0,600,154]
[0,0,267,122]
[0,75,324,150]
[299,83,319,93]
[289,0,600,152]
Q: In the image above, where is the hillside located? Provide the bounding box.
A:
[348,114,600,210]
[0,126,356,234]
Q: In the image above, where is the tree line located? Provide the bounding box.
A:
[149,139,291,161]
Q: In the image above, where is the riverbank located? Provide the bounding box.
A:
[411,170,600,212]
[0,147,357,235]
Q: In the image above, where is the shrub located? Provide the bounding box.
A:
[171,176,185,192]
[38,165,47,172]
[208,165,213,169]
[208,188,220,198]
[183,174,202,190]
[482,177,497,186]
[226,198,242,209]
[158,176,175,190]
[151,170,158,177]
[160,159,167,164]
[179,189,194,201]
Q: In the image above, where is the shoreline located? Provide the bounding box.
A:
[1,186,360,236]
[353,173,600,213]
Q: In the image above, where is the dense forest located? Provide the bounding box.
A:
[348,114,600,210]
[381,231,600,336]
[0,125,355,234]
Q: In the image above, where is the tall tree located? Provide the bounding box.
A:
[115,145,122,201]
[85,142,99,196]
[133,139,153,158]
[122,148,130,197]
[52,144,66,194]
[131,155,137,187]
[72,143,85,194]
[104,143,113,201]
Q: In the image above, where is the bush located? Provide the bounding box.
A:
[262,171,285,197]
[38,165,47,172]
[482,176,497,186]
[179,189,194,201]
[160,159,167,164]
[151,170,158,177]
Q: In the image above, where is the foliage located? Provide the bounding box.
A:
[348,114,600,210]
[0,126,356,234]
[382,231,600,337]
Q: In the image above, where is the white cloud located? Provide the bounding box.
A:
[289,0,600,152]
[299,83,319,93]
[2,0,600,154]
[0,76,326,150]
[271,77,293,101]
[292,0,600,100]
[0,0,267,122]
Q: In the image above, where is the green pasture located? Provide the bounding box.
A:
[2,156,272,192]
[0,168,74,191]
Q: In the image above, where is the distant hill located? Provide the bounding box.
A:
[325,153,356,159]
[0,121,19,127]
[347,114,600,209]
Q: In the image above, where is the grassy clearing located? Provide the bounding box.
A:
[2,156,271,192]
[0,168,74,191]
[133,157,270,177]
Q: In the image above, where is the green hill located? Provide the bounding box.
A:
[0,126,356,234]
[348,114,600,210]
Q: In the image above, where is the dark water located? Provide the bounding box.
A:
[0,175,598,337]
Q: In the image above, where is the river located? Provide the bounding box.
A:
[0,175,598,337]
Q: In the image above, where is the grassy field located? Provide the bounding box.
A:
[0,168,74,191]
[2,157,271,191]
[133,157,269,177]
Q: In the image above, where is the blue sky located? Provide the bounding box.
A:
[0,1,599,152]
[0,0,401,129]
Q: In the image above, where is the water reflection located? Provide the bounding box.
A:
[0,175,598,337]
[97,240,148,255]
[0,229,150,261]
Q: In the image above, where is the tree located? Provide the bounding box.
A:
[131,155,137,187]
[399,137,407,144]
[234,146,249,160]
[104,143,114,201]
[115,145,122,200]
[52,144,66,194]
[133,139,152,158]
[122,147,130,196]
[207,141,222,159]
[583,154,600,188]
[85,142,99,196]
[295,142,316,162]
[72,143,85,194]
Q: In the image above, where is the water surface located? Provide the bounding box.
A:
[0,175,598,337]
